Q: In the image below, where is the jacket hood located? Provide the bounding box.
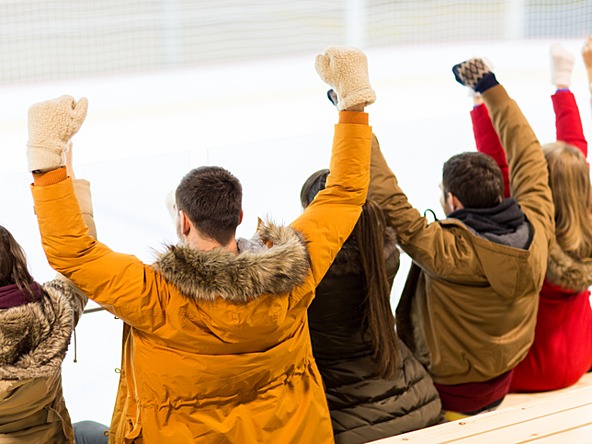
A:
[545,241,592,291]
[152,221,310,303]
[449,198,532,249]
[0,279,74,380]
[440,217,542,301]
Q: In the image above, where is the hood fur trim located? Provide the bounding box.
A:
[546,241,592,291]
[0,280,75,380]
[153,222,310,303]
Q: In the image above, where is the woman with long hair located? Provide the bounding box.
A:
[0,148,102,442]
[469,42,592,391]
[301,157,441,444]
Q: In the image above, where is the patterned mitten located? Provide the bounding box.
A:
[452,58,498,94]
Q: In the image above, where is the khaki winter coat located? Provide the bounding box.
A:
[30,114,372,443]
[0,179,95,443]
[369,85,555,385]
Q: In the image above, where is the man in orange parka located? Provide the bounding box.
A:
[28,47,375,443]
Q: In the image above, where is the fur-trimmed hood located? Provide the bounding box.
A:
[0,279,75,381]
[153,222,310,303]
[545,241,592,291]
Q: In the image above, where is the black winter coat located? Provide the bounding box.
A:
[308,229,442,443]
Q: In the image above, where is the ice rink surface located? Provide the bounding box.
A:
[1,39,591,424]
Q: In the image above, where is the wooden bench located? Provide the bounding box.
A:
[372,373,592,443]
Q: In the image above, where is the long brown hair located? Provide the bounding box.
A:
[301,170,398,378]
[355,200,399,378]
[0,225,37,299]
[543,142,592,259]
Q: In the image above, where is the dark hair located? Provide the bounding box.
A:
[442,152,504,209]
[300,169,330,208]
[175,166,242,245]
[301,170,399,378]
[0,225,37,300]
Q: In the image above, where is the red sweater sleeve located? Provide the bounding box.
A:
[471,103,511,198]
[552,90,588,157]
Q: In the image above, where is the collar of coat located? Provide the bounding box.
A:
[545,240,592,291]
[152,221,310,303]
[0,279,74,380]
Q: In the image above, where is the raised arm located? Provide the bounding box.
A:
[47,144,97,325]
[291,47,374,286]
[28,96,167,331]
[582,36,592,109]
[366,134,477,278]
[471,95,511,198]
[453,59,554,240]
[550,43,587,156]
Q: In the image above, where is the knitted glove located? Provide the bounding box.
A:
[315,47,375,110]
[27,95,88,172]
[452,58,499,94]
[550,43,574,87]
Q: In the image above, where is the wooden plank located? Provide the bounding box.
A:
[373,386,592,443]
[521,423,592,443]
[500,372,592,409]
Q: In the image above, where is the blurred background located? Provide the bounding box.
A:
[1,0,591,426]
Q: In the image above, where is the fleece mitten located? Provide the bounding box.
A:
[315,47,375,110]
[550,43,574,87]
[27,95,88,173]
[453,58,499,94]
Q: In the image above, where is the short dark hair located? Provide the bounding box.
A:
[442,152,504,209]
[300,169,330,208]
[175,166,242,245]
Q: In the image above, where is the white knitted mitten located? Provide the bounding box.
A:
[315,47,375,110]
[550,43,574,87]
[27,95,88,172]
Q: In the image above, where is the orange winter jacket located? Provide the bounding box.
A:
[30,111,371,444]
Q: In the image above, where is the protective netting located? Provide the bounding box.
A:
[1,0,591,84]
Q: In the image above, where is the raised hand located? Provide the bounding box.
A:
[315,47,375,110]
[27,95,88,172]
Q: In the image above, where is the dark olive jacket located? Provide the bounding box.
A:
[308,230,442,443]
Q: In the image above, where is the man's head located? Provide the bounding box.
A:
[441,152,504,215]
[175,166,243,246]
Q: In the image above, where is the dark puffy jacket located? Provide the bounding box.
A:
[308,229,442,444]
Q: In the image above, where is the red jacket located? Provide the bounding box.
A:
[471,90,592,392]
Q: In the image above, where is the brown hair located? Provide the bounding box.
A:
[0,225,37,299]
[301,170,399,378]
[544,142,592,259]
[442,152,504,208]
[175,166,242,245]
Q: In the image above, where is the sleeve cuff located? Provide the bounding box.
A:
[339,111,369,125]
[474,72,500,94]
[33,167,68,186]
